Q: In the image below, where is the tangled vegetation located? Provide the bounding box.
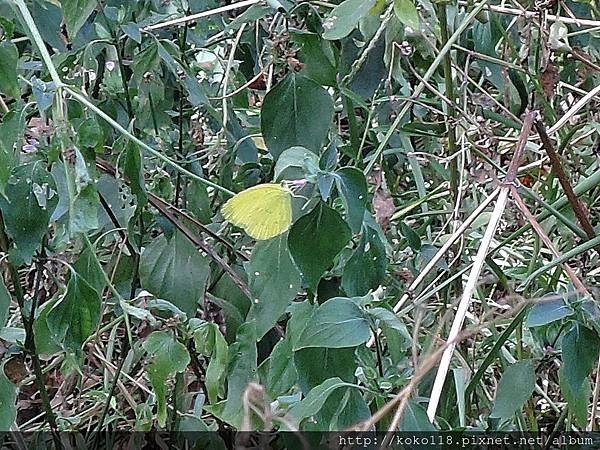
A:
[0,0,600,446]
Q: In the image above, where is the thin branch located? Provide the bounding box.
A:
[143,0,262,31]
[426,111,536,422]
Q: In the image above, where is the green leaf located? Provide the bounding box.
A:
[70,148,99,234]
[192,320,229,404]
[400,221,421,251]
[261,73,334,158]
[247,233,302,339]
[322,0,377,40]
[60,0,96,38]
[0,277,10,328]
[399,400,436,431]
[0,109,25,194]
[294,346,356,393]
[291,31,337,86]
[46,273,101,352]
[393,0,420,30]
[288,377,356,422]
[294,297,370,350]
[0,42,19,98]
[261,337,298,398]
[334,167,368,233]
[76,118,103,149]
[143,331,190,427]
[73,245,106,295]
[288,201,351,291]
[0,162,57,263]
[274,146,318,181]
[207,321,257,428]
[563,324,600,384]
[525,294,574,327]
[123,141,147,207]
[121,22,142,43]
[489,360,535,419]
[139,232,211,317]
[341,227,387,296]
[0,362,17,430]
[560,366,590,427]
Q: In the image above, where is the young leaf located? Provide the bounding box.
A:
[288,201,351,291]
[261,73,334,158]
[247,233,302,339]
[143,331,191,427]
[294,297,370,350]
[139,232,211,317]
[322,0,377,40]
[489,360,535,419]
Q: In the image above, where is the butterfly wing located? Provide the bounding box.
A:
[222,184,292,240]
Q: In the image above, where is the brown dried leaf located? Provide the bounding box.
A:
[540,63,559,99]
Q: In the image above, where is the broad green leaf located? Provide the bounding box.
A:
[70,148,99,234]
[294,297,370,350]
[562,324,600,388]
[76,119,103,149]
[525,294,574,327]
[560,366,590,427]
[261,337,298,398]
[368,307,411,351]
[46,273,101,352]
[247,233,302,339]
[73,246,106,296]
[288,201,351,291]
[139,232,210,317]
[0,277,10,328]
[288,377,356,422]
[0,42,19,98]
[274,147,318,181]
[34,300,62,355]
[206,321,257,428]
[334,167,368,233]
[341,227,387,296]
[291,31,337,86]
[143,331,190,427]
[192,320,229,404]
[489,360,535,419]
[0,110,24,194]
[123,141,147,207]
[60,0,96,38]
[121,22,142,43]
[294,346,356,393]
[0,362,17,430]
[322,0,377,40]
[393,0,419,30]
[0,162,57,263]
[400,221,421,251]
[261,73,334,158]
[399,400,436,431]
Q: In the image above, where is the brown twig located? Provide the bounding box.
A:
[534,119,600,254]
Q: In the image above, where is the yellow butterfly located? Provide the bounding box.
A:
[221,183,293,240]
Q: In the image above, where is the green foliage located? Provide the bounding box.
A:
[1,0,599,437]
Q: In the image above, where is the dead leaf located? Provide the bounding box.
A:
[540,62,559,98]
